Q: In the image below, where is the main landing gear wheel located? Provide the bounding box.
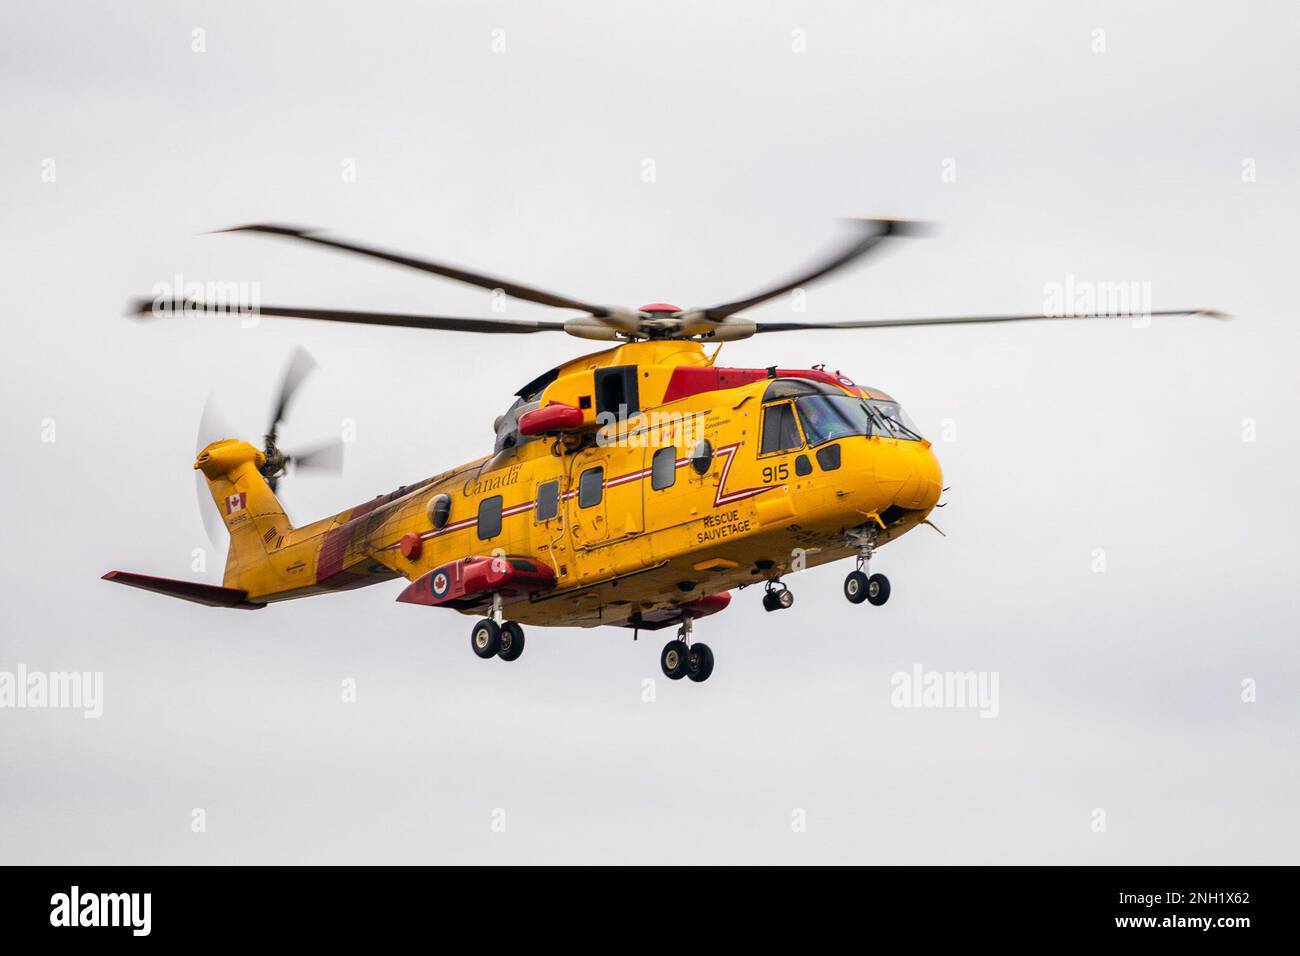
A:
[762,583,794,612]
[471,618,501,658]
[844,570,870,604]
[866,573,891,606]
[497,621,525,661]
[660,639,691,680]
[687,643,715,683]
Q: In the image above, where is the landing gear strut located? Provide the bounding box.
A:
[844,528,890,606]
[762,580,795,612]
[660,617,714,683]
[470,592,527,661]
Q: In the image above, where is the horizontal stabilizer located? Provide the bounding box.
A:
[101,571,265,609]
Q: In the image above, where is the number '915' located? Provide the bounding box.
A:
[761,463,789,483]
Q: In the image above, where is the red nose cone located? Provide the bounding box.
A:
[639,303,681,314]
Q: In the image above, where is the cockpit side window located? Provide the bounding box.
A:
[795,395,867,446]
[760,401,804,455]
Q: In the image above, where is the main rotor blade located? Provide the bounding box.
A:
[268,346,317,439]
[218,223,620,318]
[131,298,569,334]
[750,308,1228,333]
[687,218,926,324]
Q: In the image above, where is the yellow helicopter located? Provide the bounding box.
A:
[105,219,1218,682]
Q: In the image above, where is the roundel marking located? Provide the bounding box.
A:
[431,571,451,599]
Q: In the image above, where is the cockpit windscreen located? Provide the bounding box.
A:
[793,394,923,444]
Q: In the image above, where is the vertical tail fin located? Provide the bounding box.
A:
[195,439,292,588]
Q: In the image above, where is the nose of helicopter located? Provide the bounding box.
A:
[880,439,943,514]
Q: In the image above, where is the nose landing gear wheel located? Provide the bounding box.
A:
[687,643,715,683]
[471,619,501,658]
[866,573,891,606]
[660,639,690,680]
[497,621,525,661]
[844,570,870,604]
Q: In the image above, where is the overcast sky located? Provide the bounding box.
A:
[1,1,1296,863]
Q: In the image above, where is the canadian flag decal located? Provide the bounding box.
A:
[225,492,248,515]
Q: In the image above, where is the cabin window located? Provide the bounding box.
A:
[477,495,503,540]
[427,493,452,529]
[651,447,677,490]
[535,480,559,522]
[578,466,604,508]
[760,401,803,454]
[690,438,714,475]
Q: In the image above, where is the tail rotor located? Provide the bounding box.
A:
[258,347,344,493]
[193,346,344,543]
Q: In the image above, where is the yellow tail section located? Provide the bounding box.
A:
[195,439,292,587]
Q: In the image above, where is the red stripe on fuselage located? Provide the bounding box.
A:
[376,443,768,552]
[315,497,388,584]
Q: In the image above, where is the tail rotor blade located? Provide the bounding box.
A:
[289,439,345,475]
[194,394,234,549]
[195,468,227,550]
[196,392,236,453]
[267,346,317,440]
